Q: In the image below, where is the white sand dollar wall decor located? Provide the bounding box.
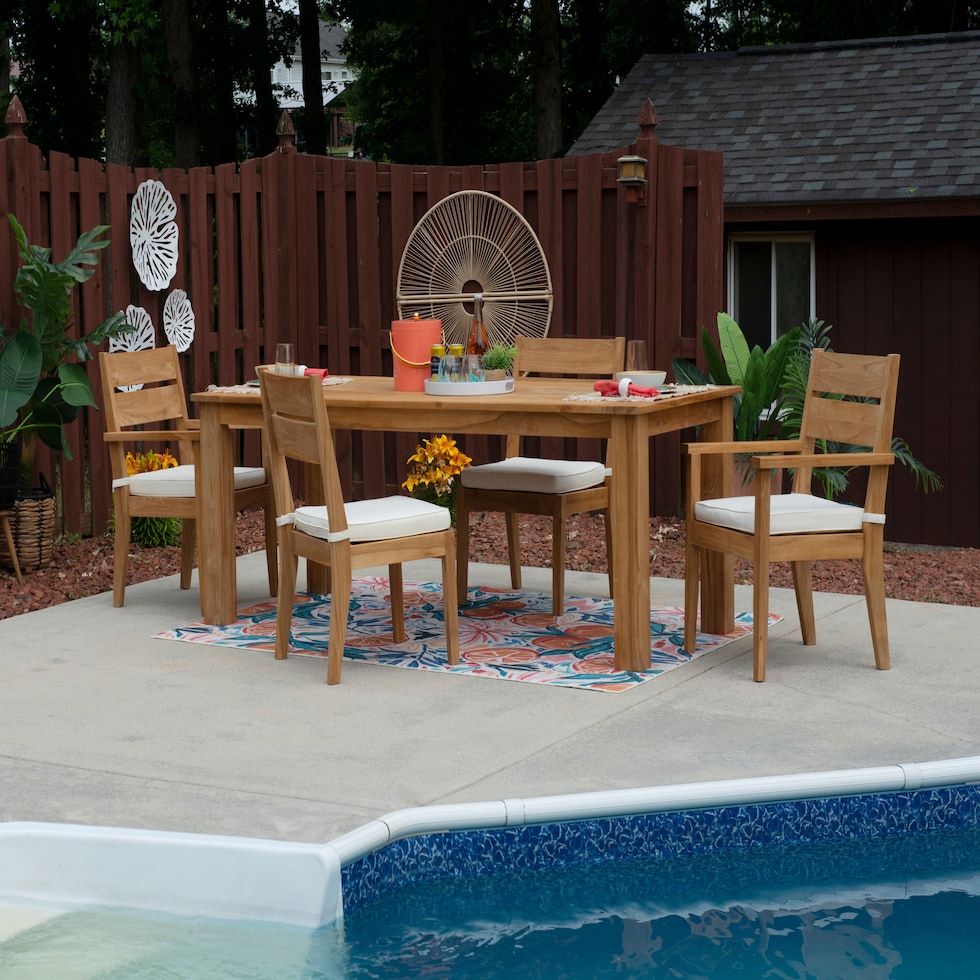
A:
[130,179,179,291]
[108,306,156,391]
[110,305,156,353]
[163,289,195,352]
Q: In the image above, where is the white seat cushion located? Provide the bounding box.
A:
[127,464,266,497]
[695,493,866,535]
[461,456,606,494]
[293,495,451,542]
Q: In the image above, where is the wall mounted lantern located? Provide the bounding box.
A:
[617,155,647,205]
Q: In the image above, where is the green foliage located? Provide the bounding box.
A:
[131,516,183,549]
[672,311,800,442]
[0,214,132,490]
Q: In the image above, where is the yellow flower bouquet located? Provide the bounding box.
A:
[402,435,471,523]
[124,450,183,547]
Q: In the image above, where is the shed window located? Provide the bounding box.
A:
[728,235,814,351]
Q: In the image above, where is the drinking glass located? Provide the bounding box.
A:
[275,343,295,375]
[625,340,648,373]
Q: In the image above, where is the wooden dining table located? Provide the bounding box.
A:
[191,377,738,673]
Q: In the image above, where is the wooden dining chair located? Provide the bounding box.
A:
[100,345,278,607]
[259,369,460,684]
[455,335,626,614]
[683,349,901,681]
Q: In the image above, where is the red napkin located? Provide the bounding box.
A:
[304,367,330,380]
[594,380,658,398]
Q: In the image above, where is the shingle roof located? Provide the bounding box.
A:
[568,32,980,205]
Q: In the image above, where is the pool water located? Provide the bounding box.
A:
[341,827,980,979]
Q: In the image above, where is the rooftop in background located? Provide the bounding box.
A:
[568,31,980,206]
[273,22,351,110]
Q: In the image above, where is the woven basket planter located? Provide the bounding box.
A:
[0,475,56,571]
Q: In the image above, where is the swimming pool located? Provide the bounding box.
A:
[3,756,980,975]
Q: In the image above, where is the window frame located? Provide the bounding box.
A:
[727,232,816,345]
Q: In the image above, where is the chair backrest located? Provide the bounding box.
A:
[99,345,193,479]
[506,336,626,458]
[795,349,900,508]
[513,335,626,378]
[259,370,348,536]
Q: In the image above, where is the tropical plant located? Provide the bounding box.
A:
[672,311,801,442]
[0,213,131,492]
[779,317,941,499]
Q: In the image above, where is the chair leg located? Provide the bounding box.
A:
[863,536,891,670]
[505,512,522,589]
[179,518,196,590]
[791,560,816,645]
[263,503,279,597]
[275,536,299,661]
[683,540,700,654]
[112,495,131,607]
[752,562,771,682]
[550,510,567,616]
[455,491,470,603]
[389,562,406,643]
[327,548,352,685]
[603,508,613,600]
[442,530,460,665]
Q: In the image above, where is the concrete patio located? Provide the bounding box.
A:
[2,551,978,846]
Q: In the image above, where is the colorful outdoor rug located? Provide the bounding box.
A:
[157,579,778,693]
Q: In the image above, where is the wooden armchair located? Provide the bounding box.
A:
[455,335,625,614]
[259,369,459,684]
[100,345,277,607]
[683,349,900,681]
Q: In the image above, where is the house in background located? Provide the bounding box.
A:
[569,31,980,550]
[271,22,354,150]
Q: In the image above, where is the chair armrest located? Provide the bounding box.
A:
[103,429,201,443]
[684,439,803,457]
[750,450,894,470]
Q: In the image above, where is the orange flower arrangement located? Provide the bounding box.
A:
[402,435,471,522]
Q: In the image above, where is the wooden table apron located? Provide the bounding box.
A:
[191,378,737,673]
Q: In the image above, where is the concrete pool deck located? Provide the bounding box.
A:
[2,550,978,846]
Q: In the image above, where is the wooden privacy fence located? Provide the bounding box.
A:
[0,100,724,539]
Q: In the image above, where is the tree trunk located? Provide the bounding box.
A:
[243,0,278,156]
[162,0,201,167]
[104,38,140,166]
[298,0,327,155]
[206,0,239,162]
[531,0,562,159]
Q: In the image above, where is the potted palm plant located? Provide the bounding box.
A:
[0,214,130,562]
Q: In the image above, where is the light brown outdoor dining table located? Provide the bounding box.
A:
[191,376,738,673]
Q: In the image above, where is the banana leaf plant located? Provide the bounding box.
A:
[0,214,131,493]
[672,311,800,442]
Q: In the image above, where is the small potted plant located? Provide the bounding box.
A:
[481,342,517,382]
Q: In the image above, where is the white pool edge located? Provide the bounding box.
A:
[3,754,980,931]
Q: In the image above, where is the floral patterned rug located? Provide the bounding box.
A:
[157,578,777,693]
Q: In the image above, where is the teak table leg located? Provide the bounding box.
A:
[608,414,651,672]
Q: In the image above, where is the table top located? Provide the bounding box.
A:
[192,376,737,417]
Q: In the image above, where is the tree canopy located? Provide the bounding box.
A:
[4,0,979,166]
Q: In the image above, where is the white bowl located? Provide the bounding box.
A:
[614,370,667,388]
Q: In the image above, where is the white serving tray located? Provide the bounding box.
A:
[424,377,515,397]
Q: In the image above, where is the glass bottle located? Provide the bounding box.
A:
[466,293,488,381]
